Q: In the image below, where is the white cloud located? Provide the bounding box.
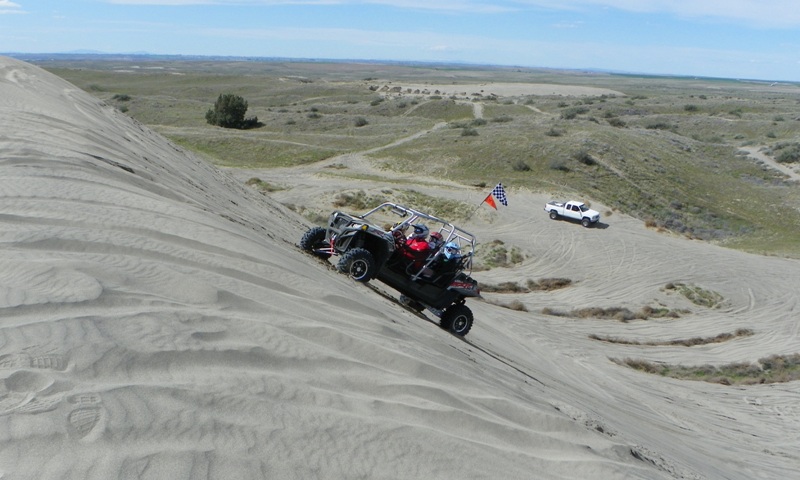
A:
[104,0,514,13]
[512,0,800,28]
[0,0,22,13]
[97,1,800,25]
[427,44,461,53]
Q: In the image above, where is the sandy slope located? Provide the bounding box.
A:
[1,56,799,480]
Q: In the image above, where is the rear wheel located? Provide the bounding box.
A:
[549,210,558,220]
[440,304,473,336]
[581,217,591,228]
[337,248,376,282]
[300,226,330,259]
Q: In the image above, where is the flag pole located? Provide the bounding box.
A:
[465,183,506,222]
[464,193,494,221]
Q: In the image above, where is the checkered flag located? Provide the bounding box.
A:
[491,183,508,206]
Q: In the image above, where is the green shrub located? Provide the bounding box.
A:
[549,158,570,172]
[645,121,673,130]
[561,106,588,120]
[774,143,800,163]
[491,115,513,123]
[574,150,596,166]
[512,160,531,172]
[607,117,626,128]
[205,93,259,129]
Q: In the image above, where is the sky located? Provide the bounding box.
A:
[1,0,799,81]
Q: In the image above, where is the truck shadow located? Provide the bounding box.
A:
[554,218,610,229]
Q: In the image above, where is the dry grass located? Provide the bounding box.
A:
[480,277,572,293]
[245,177,284,193]
[665,282,724,308]
[614,352,800,385]
[542,305,681,322]
[590,328,754,346]
[480,281,530,293]
[474,240,525,270]
[529,278,573,291]
[482,299,529,312]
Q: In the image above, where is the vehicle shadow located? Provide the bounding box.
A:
[365,283,440,327]
[554,218,610,229]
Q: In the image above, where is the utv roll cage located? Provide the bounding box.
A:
[358,202,476,279]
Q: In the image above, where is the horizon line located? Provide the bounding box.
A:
[3,51,796,85]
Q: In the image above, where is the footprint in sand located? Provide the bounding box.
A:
[0,353,68,371]
[67,393,104,439]
[0,352,70,414]
[0,370,61,415]
[0,351,105,438]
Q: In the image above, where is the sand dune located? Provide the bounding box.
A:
[1,56,798,479]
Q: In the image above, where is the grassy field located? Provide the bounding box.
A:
[36,57,800,257]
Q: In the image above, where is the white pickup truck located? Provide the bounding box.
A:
[544,200,601,227]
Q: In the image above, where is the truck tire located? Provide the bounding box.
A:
[440,304,473,336]
[549,210,559,220]
[337,248,376,282]
[581,217,591,228]
[300,226,331,259]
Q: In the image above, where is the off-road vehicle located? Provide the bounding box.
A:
[300,202,480,336]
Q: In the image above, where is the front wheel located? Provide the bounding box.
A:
[337,248,376,282]
[440,304,473,336]
[549,210,558,220]
[300,226,331,259]
[581,217,591,228]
